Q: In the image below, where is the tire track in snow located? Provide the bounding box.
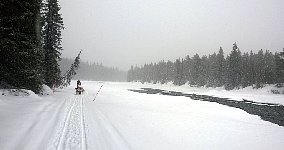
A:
[49,95,87,150]
[56,96,78,150]
[80,96,87,150]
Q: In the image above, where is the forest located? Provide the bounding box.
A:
[60,58,126,82]
[128,43,284,90]
[0,0,78,93]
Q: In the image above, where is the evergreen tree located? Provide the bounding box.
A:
[127,65,134,82]
[263,50,276,84]
[275,51,284,86]
[248,51,256,86]
[158,60,167,84]
[240,52,251,87]
[62,50,82,86]
[184,55,191,82]
[190,54,201,85]
[198,55,209,86]
[166,61,175,82]
[174,59,185,85]
[216,47,226,87]
[208,53,218,87]
[42,0,64,88]
[0,0,44,93]
[254,49,265,88]
[225,43,242,90]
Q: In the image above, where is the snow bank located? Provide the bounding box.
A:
[40,84,53,95]
[0,88,39,98]
[128,82,284,105]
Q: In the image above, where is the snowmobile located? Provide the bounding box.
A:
[75,85,84,95]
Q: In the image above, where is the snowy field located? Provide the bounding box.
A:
[0,81,284,150]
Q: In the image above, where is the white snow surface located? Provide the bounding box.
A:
[0,81,284,150]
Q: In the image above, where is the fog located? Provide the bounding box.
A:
[60,0,284,70]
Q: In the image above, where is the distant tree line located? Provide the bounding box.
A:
[128,43,284,90]
[0,0,64,93]
[60,58,127,82]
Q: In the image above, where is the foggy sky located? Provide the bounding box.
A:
[60,0,284,70]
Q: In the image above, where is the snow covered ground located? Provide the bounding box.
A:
[0,81,284,150]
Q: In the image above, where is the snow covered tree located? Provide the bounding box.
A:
[240,52,251,87]
[183,55,191,82]
[254,50,265,88]
[225,43,242,90]
[174,59,185,85]
[166,61,175,82]
[199,56,209,87]
[42,0,64,88]
[207,53,218,87]
[216,47,226,87]
[127,66,134,82]
[158,60,167,84]
[189,54,201,85]
[0,0,44,93]
[62,50,82,86]
[263,50,276,84]
[275,50,284,86]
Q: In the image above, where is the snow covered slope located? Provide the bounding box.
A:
[0,81,283,150]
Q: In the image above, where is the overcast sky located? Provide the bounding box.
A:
[60,0,284,70]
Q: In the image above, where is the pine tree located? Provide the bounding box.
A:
[174,59,186,85]
[158,60,167,84]
[184,55,191,82]
[127,66,134,82]
[0,0,44,93]
[190,54,201,85]
[42,0,64,88]
[62,50,82,86]
[241,52,251,87]
[198,55,209,87]
[275,51,284,86]
[263,50,276,84]
[216,47,226,87]
[166,61,175,82]
[254,49,265,88]
[248,51,256,86]
[208,53,218,87]
[225,43,242,90]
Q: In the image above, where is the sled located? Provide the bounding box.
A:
[75,86,84,95]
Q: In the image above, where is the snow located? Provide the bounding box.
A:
[0,81,284,150]
[41,84,54,95]
[130,82,284,105]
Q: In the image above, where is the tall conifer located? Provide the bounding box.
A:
[42,0,64,88]
[0,0,44,93]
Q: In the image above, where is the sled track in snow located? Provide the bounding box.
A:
[50,95,87,150]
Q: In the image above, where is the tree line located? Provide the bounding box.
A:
[127,43,284,90]
[0,0,67,93]
[59,58,127,82]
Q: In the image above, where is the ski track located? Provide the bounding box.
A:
[47,89,130,150]
[44,87,130,150]
[49,95,87,150]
